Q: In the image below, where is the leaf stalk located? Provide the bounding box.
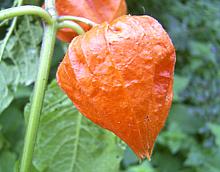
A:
[58,15,97,27]
[58,20,85,35]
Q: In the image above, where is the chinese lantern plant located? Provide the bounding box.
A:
[0,0,175,172]
[57,15,176,159]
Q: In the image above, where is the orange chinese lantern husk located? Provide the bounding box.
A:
[56,15,176,159]
[55,0,127,42]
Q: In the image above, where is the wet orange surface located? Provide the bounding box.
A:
[57,15,176,159]
[55,0,127,42]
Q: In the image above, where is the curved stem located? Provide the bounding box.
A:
[19,1,57,172]
[58,15,97,27]
[0,5,52,24]
[58,21,85,35]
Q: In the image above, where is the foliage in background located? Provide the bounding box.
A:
[0,16,42,113]
[124,0,220,172]
[0,0,220,172]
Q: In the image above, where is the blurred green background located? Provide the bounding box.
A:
[0,0,220,172]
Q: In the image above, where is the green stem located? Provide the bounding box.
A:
[58,15,97,27]
[58,21,85,35]
[0,5,52,24]
[19,1,57,172]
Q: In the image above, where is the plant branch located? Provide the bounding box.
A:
[58,15,97,27]
[19,1,57,172]
[58,21,85,35]
[0,5,52,24]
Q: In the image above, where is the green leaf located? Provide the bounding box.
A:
[0,81,13,114]
[208,123,220,147]
[126,161,157,172]
[13,85,32,99]
[3,16,43,85]
[184,147,206,166]
[0,151,16,172]
[0,103,24,147]
[188,41,216,63]
[168,104,204,134]
[122,147,139,168]
[157,123,194,154]
[196,166,220,172]
[173,75,189,102]
[0,62,19,87]
[185,147,220,171]
[25,80,124,172]
[151,151,182,172]
[0,16,43,113]
[0,63,16,114]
